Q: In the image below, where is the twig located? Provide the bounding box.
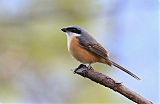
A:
[74,64,152,104]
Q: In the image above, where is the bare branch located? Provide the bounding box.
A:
[74,64,152,104]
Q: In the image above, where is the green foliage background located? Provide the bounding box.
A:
[0,0,139,103]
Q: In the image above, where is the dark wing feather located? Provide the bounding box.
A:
[77,36,109,59]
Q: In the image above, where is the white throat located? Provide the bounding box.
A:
[66,32,81,51]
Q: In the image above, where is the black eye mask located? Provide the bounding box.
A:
[66,27,81,34]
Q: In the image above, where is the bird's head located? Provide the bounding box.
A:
[61,26,83,37]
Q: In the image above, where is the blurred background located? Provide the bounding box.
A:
[0,0,158,104]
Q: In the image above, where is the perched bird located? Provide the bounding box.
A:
[61,26,140,80]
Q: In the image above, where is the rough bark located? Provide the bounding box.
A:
[74,64,152,104]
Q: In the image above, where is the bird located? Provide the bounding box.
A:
[61,26,140,80]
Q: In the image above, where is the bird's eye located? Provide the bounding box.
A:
[67,27,81,34]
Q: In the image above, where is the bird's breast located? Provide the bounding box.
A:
[69,36,98,63]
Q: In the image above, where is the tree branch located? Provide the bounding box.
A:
[74,64,152,104]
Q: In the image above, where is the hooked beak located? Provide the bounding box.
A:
[61,28,67,32]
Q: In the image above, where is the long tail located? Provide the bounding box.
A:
[109,60,140,80]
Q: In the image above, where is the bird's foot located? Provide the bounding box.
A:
[87,64,93,70]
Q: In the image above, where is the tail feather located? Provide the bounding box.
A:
[110,60,140,80]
